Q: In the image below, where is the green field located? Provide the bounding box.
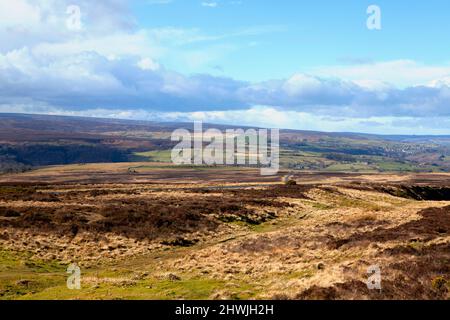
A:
[134,150,172,162]
[131,147,449,173]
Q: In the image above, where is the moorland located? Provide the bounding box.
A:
[0,113,449,300]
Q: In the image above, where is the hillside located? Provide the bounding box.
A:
[1,114,449,300]
[1,113,450,174]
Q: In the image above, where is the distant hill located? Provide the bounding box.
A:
[1,113,450,173]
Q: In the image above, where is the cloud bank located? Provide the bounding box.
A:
[1,0,450,134]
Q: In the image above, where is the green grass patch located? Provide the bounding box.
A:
[134,150,172,162]
[311,202,334,210]
[19,276,227,300]
[0,249,67,300]
[286,269,315,280]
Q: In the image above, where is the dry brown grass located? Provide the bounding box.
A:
[1,171,450,299]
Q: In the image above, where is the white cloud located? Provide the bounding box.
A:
[282,74,323,96]
[0,0,41,28]
[6,105,450,135]
[137,57,160,71]
[428,76,450,88]
[32,30,161,60]
[2,45,450,119]
[312,60,450,88]
[1,0,450,135]
[201,2,218,8]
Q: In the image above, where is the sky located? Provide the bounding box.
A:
[1,0,450,134]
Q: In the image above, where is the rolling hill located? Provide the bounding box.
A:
[1,113,450,174]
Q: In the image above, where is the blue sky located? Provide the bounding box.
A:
[131,0,450,82]
[1,0,450,134]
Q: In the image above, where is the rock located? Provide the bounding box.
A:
[167,273,181,281]
[15,279,31,286]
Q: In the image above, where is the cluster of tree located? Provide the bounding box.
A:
[0,144,130,167]
[0,155,32,174]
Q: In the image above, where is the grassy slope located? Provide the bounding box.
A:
[2,184,449,300]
